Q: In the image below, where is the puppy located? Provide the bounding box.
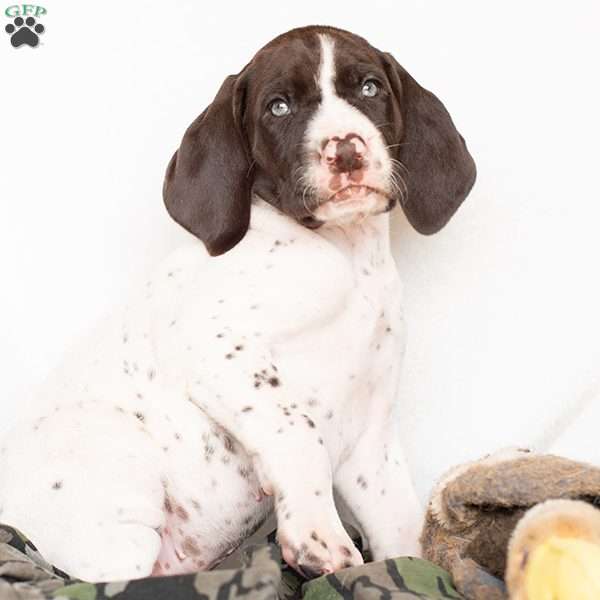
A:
[0,25,475,582]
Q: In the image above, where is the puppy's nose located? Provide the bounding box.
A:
[322,134,367,174]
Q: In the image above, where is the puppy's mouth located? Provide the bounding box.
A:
[326,184,391,204]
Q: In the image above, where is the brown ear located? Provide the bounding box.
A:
[382,54,476,234]
[163,75,251,256]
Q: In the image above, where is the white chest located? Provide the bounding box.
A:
[272,215,405,462]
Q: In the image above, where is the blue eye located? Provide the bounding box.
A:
[361,80,379,98]
[270,99,291,117]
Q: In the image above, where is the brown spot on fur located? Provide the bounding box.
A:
[182,536,201,556]
[52,481,63,490]
[238,466,251,479]
[304,551,321,565]
[204,444,215,461]
[223,435,236,453]
[175,505,189,521]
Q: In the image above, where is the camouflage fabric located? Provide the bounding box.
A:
[0,523,462,600]
[301,558,462,600]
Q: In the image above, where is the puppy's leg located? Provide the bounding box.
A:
[1,475,165,582]
[58,521,162,582]
[188,382,362,576]
[0,412,166,582]
[334,425,423,560]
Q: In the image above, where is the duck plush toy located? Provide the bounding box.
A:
[421,449,600,600]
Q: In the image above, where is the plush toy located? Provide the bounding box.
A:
[421,450,600,600]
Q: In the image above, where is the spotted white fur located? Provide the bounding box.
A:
[0,37,423,582]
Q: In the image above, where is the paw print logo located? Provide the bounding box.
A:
[5,16,45,48]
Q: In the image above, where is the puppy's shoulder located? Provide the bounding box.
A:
[153,214,353,334]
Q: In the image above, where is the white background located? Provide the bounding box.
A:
[1,0,600,502]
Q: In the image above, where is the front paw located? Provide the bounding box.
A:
[277,516,363,578]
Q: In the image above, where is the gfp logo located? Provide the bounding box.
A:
[4,4,46,47]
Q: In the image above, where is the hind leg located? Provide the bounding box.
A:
[59,521,162,581]
[1,469,166,581]
[0,409,166,581]
[2,467,165,581]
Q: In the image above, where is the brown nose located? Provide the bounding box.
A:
[322,134,367,174]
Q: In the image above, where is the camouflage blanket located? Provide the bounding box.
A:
[0,524,462,600]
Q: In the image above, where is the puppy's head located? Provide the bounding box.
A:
[164,26,476,256]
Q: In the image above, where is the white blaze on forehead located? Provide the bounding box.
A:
[317,35,338,102]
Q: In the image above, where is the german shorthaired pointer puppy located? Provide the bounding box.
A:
[0,26,475,582]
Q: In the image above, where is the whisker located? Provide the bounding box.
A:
[373,122,395,129]
[385,142,411,150]
[389,163,408,204]
[390,157,409,175]
[301,183,317,214]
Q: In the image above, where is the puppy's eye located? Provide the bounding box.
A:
[269,99,291,117]
[361,80,379,98]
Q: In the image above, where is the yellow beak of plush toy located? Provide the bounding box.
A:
[506,499,600,600]
[525,537,600,599]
